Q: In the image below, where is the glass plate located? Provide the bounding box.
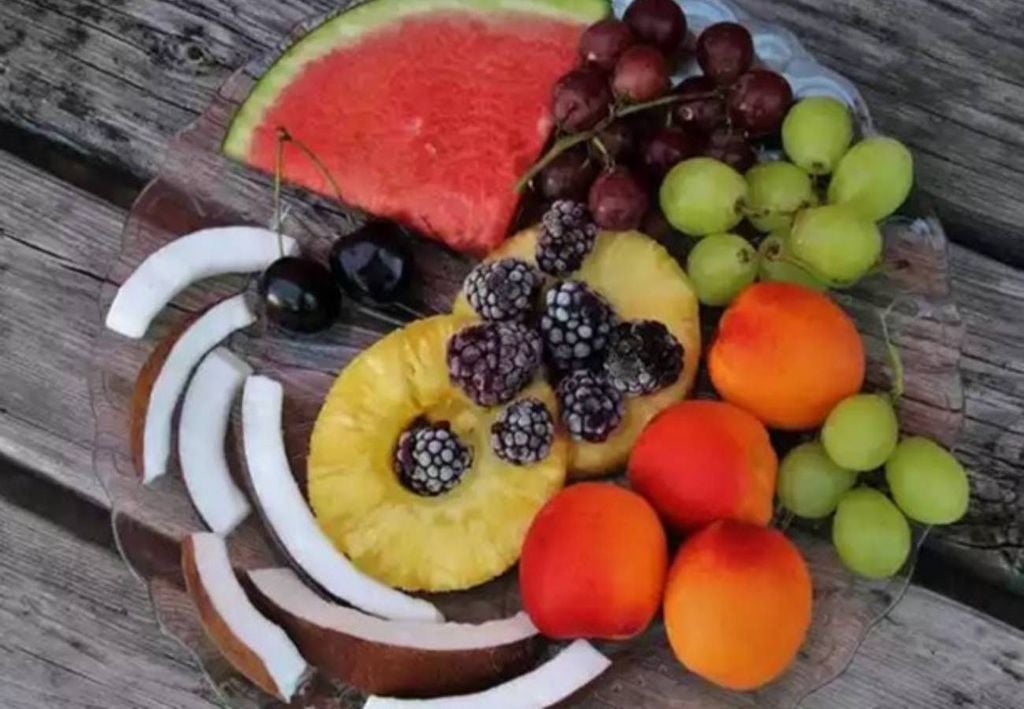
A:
[89,1,965,706]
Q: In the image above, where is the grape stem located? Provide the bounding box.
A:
[515,91,717,193]
[879,302,905,405]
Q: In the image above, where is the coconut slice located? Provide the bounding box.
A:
[363,640,611,708]
[182,533,310,702]
[247,567,539,697]
[132,294,256,484]
[106,226,297,338]
[179,347,254,534]
[241,375,443,623]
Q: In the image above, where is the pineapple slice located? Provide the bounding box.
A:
[308,315,569,593]
[454,228,700,478]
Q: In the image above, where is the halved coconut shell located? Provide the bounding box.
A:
[240,374,443,623]
[131,294,256,484]
[364,640,611,708]
[246,567,539,697]
[179,347,253,534]
[106,225,297,338]
[181,533,310,702]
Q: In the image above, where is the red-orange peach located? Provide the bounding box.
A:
[709,282,865,430]
[628,400,777,532]
[519,483,667,640]
[664,520,813,691]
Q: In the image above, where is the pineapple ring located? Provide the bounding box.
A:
[454,227,701,478]
[308,315,569,593]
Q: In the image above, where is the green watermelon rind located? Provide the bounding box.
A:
[222,0,610,160]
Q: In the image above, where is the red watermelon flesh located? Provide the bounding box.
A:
[225,5,605,255]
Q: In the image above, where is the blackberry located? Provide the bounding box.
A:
[394,421,472,497]
[556,370,624,443]
[536,200,599,276]
[447,321,542,407]
[491,398,556,466]
[540,280,616,373]
[464,259,542,322]
[605,320,685,395]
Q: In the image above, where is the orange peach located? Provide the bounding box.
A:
[664,520,812,691]
[628,400,777,532]
[709,282,865,430]
[519,483,667,640]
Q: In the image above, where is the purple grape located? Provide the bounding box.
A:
[552,67,613,132]
[642,126,704,179]
[588,167,650,231]
[728,70,794,137]
[538,146,598,201]
[703,128,756,172]
[624,0,687,53]
[612,45,671,103]
[579,19,636,70]
[674,76,726,134]
[594,121,636,161]
[696,22,754,85]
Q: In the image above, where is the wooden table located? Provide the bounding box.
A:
[1,0,1024,706]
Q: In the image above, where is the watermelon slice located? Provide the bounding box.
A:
[223,0,608,255]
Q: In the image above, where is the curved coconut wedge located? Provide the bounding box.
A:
[364,640,611,708]
[241,375,443,623]
[106,226,297,338]
[247,567,539,697]
[182,533,311,702]
[133,294,256,484]
[179,347,253,534]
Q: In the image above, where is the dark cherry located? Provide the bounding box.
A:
[728,69,794,137]
[703,128,756,172]
[624,0,687,53]
[612,45,671,103]
[538,146,598,201]
[260,256,341,333]
[588,166,649,231]
[674,76,726,134]
[329,221,413,305]
[594,120,636,162]
[579,19,636,70]
[552,67,613,132]
[642,126,704,179]
[696,22,754,86]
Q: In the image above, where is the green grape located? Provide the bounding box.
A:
[822,394,899,471]
[660,157,747,237]
[744,161,817,233]
[756,232,829,291]
[782,96,854,175]
[828,136,914,221]
[686,233,757,306]
[885,437,969,524]
[778,441,857,518]
[789,204,882,285]
[832,487,911,579]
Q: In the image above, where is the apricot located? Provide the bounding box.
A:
[519,483,667,640]
[664,520,812,691]
[628,400,777,532]
[708,282,865,430]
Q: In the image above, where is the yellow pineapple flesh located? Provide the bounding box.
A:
[307,315,569,593]
[453,228,701,478]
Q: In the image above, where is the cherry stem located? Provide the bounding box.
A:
[275,127,345,204]
[272,130,286,259]
[516,91,719,193]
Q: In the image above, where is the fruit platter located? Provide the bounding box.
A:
[89,0,967,706]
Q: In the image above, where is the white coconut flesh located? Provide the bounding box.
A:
[363,640,612,708]
[249,567,537,649]
[241,375,444,624]
[187,533,308,701]
[106,226,298,338]
[143,294,256,484]
[179,347,254,534]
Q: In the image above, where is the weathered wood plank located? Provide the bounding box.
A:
[0,493,219,709]
[2,0,1024,266]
